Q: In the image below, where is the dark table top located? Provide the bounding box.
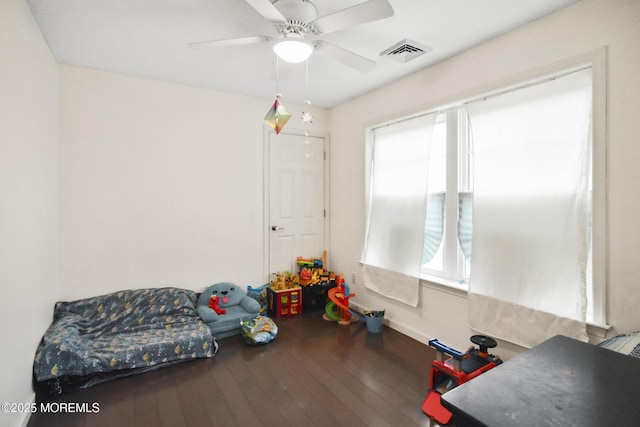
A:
[441,334,640,427]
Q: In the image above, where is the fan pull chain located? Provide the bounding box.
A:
[301,58,313,124]
[275,56,281,100]
[263,54,291,135]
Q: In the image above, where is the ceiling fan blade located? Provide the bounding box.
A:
[312,0,394,34]
[313,41,376,73]
[244,0,287,24]
[188,35,272,50]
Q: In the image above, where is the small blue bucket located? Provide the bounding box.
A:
[365,315,385,333]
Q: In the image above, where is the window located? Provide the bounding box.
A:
[362,114,437,306]
[464,67,594,345]
[421,110,473,285]
[365,57,606,334]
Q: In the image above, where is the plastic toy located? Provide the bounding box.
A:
[296,251,334,287]
[270,271,298,290]
[422,335,502,425]
[247,283,269,315]
[296,251,325,269]
[299,267,313,281]
[267,286,302,318]
[323,274,364,325]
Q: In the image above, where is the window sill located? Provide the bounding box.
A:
[587,321,612,339]
[420,273,469,296]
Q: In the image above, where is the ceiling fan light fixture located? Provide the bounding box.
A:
[273,39,313,63]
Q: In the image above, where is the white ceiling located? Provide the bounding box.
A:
[27,0,581,108]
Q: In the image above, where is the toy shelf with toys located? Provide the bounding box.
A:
[266,286,302,318]
[296,251,339,311]
[268,251,339,316]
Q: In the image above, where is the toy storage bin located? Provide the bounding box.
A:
[363,309,385,333]
[301,283,336,311]
[267,287,302,318]
[365,315,384,333]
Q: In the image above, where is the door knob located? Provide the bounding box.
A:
[271,225,285,231]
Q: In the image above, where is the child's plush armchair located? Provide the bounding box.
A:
[197,282,261,339]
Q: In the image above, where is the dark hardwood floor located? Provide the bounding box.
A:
[27,311,435,427]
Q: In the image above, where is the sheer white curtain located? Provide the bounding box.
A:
[466,68,592,348]
[362,113,437,306]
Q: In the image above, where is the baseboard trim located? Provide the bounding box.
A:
[350,301,431,346]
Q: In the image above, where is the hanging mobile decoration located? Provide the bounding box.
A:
[264,56,291,135]
[264,95,291,135]
[301,59,314,124]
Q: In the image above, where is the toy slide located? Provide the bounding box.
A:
[325,286,364,323]
[323,301,342,321]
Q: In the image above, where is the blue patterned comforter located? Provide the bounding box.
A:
[33,287,215,396]
[598,331,640,358]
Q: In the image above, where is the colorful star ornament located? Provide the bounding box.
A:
[264,94,291,135]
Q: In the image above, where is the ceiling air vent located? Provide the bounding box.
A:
[380,39,431,63]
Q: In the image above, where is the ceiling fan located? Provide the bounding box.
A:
[188,0,394,73]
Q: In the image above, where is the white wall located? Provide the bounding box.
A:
[0,1,59,426]
[58,66,329,299]
[329,0,640,358]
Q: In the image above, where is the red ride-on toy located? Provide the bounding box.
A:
[422,335,502,425]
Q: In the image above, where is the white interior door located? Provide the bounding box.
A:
[268,131,327,275]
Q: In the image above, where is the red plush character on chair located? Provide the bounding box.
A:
[209,294,226,315]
